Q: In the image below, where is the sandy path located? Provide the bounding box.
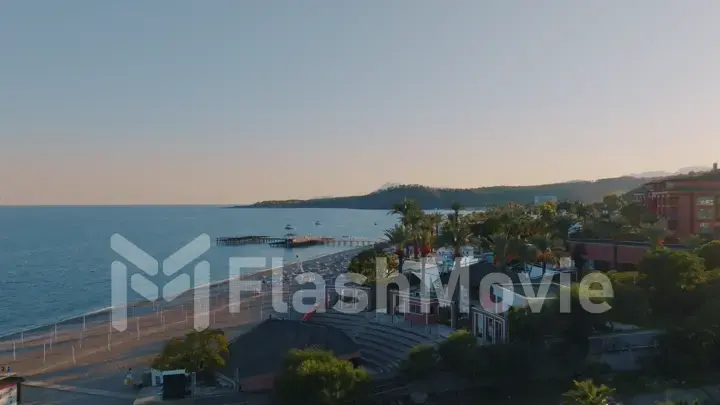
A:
[0,288,290,377]
[0,248,361,378]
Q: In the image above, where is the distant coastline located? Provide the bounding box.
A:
[232,176,652,210]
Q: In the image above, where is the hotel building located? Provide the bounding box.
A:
[640,163,720,238]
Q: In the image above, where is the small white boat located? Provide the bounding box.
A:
[314,221,321,226]
[285,224,294,230]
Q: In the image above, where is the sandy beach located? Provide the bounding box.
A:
[0,247,365,379]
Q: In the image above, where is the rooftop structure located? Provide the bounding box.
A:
[219,319,360,392]
[0,373,23,405]
[640,163,720,238]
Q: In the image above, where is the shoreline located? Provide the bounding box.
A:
[0,245,371,343]
[0,247,365,377]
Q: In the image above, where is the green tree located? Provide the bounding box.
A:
[383,224,409,271]
[389,198,424,259]
[529,234,559,273]
[507,305,562,343]
[695,240,720,270]
[151,329,229,373]
[437,329,476,375]
[517,242,539,273]
[682,234,708,249]
[638,223,669,249]
[561,379,616,405]
[274,348,370,405]
[608,282,650,326]
[602,194,626,214]
[472,342,541,389]
[399,344,437,381]
[490,233,522,272]
[551,215,577,241]
[534,202,558,234]
[439,206,473,258]
[638,250,707,319]
[347,250,398,284]
[574,203,594,225]
[426,212,444,238]
[471,215,503,246]
[620,201,657,228]
[655,323,720,377]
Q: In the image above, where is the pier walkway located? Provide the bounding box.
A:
[216,235,383,248]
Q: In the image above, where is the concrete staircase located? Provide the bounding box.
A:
[305,310,444,378]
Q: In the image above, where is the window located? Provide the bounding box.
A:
[698,208,714,219]
[697,196,715,206]
[699,223,712,233]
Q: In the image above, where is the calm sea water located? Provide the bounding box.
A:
[0,206,397,335]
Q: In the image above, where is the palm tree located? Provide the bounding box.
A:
[417,228,436,298]
[450,201,464,217]
[517,243,539,274]
[426,212,444,238]
[384,225,409,272]
[574,203,592,225]
[489,234,519,272]
[440,203,473,259]
[529,234,559,274]
[389,199,423,258]
[561,379,616,405]
[389,198,421,226]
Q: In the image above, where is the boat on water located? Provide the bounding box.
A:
[284,224,294,230]
[314,221,321,225]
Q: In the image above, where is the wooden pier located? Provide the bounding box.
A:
[216,235,382,248]
[268,236,336,248]
[216,236,276,245]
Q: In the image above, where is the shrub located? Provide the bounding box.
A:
[437,330,476,374]
[399,344,437,380]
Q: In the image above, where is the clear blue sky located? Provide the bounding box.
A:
[2,1,719,205]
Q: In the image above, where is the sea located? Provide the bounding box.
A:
[0,206,398,336]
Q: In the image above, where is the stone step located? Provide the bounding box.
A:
[363,324,437,347]
[360,350,398,375]
[367,320,441,342]
[354,335,407,361]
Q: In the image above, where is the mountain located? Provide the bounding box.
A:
[239,176,652,210]
[630,166,711,178]
[375,183,402,192]
[629,171,673,178]
[675,166,711,174]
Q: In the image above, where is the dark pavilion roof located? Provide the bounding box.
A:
[221,319,359,380]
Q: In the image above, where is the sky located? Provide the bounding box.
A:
[1,1,720,205]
